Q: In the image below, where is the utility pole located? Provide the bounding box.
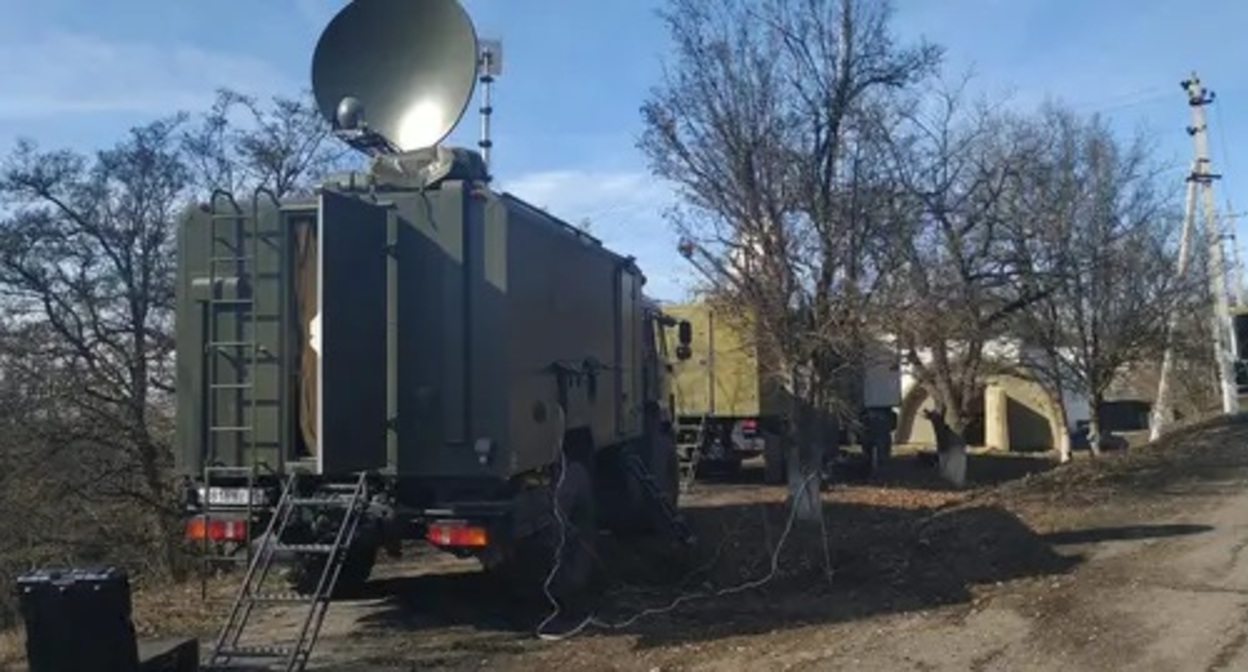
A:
[1151,161,1200,440]
[1184,74,1238,417]
[1152,74,1239,440]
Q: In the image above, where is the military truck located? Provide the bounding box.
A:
[171,0,701,614]
[175,147,698,605]
[663,301,902,484]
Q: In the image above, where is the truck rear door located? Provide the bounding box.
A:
[317,190,390,474]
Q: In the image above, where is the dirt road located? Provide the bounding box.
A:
[769,478,1248,672]
[234,418,1248,672]
[9,418,1248,671]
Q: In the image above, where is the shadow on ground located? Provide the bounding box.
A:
[864,452,1058,491]
[690,451,1059,493]
[336,496,1207,667]
[1040,524,1213,546]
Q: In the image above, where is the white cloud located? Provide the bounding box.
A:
[0,31,295,119]
[499,169,699,302]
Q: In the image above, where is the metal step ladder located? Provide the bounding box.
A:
[676,414,709,493]
[625,453,695,546]
[202,472,370,672]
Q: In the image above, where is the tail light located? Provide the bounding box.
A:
[426,520,489,548]
[185,516,248,542]
[740,419,758,435]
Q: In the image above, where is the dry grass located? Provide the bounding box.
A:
[0,628,23,668]
[130,574,240,640]
[3,416,1247,670]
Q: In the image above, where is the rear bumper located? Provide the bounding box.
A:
[180,475,524,554]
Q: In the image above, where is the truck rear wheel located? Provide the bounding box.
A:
[286,539,378,598]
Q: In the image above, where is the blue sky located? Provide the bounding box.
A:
[1,0,1247,301]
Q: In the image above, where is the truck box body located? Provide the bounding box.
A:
[661,303,777,419]
[175,174,647,483]
[660,302,902,422]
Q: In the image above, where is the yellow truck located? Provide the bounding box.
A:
[661,302,903,484]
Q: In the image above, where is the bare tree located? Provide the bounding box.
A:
[1012,107,1187,458]
[639,0,940,514]
[0,88,354,598]
[0,117,192,572]
[877,80,1068,484]
[181,87,357,199]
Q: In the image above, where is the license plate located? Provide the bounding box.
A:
[201,487,265,507]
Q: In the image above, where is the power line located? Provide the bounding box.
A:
[1073,85,1171,116]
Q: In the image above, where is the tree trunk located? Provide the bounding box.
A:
[1087,392,1104,458]
[1051,386,1072,464]
[926,408,968,488]
[786,399,824,525]
[154,509,188,581]
[139,443,184,579]
[131,397,182,579]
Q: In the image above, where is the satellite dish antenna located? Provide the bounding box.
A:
[311,0,481,155]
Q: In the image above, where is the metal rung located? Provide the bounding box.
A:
[273,543,335,553]
[210,382,253,390]
[217,645,294,659]
[210,426,254,433]
[207,340,258,348]
[288,497,352,507]
[250,592,315,604]
[209,299,254,305]
[320,483,365,491]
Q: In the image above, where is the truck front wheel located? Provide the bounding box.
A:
[488,459,599,612]
[547,460,597,606]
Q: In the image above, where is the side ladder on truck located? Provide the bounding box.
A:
[197,188,284,596]
[626,453,695,546]
[202,472,370,672]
